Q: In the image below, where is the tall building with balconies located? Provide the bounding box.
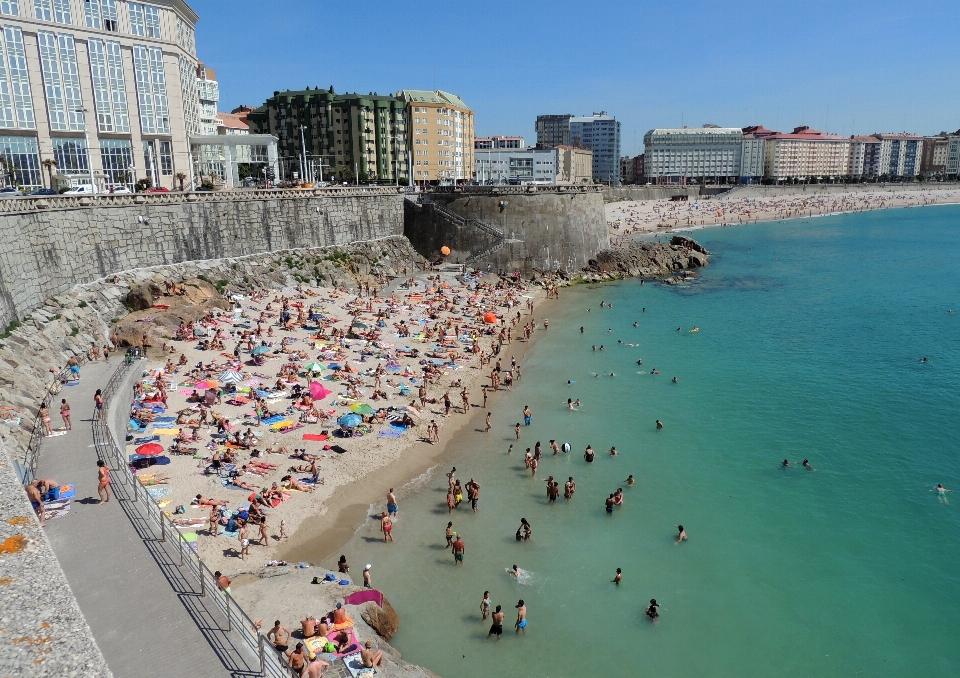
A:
[0,0,204,191]
[196,61,217,134]
[535,114,571,148]
[763,127,850,180]
[874,133,923,177]
[397,89,474,184]
[247,87,408,183]
[570,112,620,184]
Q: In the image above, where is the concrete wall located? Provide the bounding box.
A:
[603,185,702,202]
[405,186,608,274]
[0,188,404,329]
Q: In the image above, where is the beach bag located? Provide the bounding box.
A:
[323,641,337,654]
[45,486,60,501]
[174,505,186,514]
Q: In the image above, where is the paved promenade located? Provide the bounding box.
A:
[37,360,259,678]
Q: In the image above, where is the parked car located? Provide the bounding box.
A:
[64,184,98,195]
[105,185,131,194]
[142,187,169,193]
[27,188,57,196]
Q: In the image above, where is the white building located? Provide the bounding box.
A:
[195,60,217,134]
[875,133,923,177]
[475,147,556,185]
[0,0,207,191]
[643,126,743,183]
[569,112,620,184]
[848,136,881,177]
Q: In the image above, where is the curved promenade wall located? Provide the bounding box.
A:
[0,187,404,330]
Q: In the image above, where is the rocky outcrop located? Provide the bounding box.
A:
[361,595,400,640]
[114,278,230,349]
[583,237,709,281]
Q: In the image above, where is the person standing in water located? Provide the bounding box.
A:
[515,600,527,633]
[645,599,660,620]
[452,534,465,564]
[386,488,398,518]
[488,606,504,639]
[584,445,595,463]
[523,405,532,426]
[612,568,623,585]
[481,591,491,620]
[675,525,687,544]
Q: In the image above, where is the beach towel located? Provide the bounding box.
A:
[268,420,293,430]
[218,527,240,540]
[342,653,374,677]
[43,498,71,520]
[146,486,171,499]
[344,589,384,608]
[133,435,161,445]
[278,423,304,434]
[154,416,177,423]
[152,428,180,435]
[261,415,286,425]
[378,429,402,438]
[179,532,199,555]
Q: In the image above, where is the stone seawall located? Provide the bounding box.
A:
[404,186,608,274]
[0,188,404,330]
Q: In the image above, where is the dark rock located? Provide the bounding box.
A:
[584,237,709,280]
[361,595,400,640]
[126,282,164,311]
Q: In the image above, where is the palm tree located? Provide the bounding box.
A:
[42,158,57,189]
[175,172,187,191]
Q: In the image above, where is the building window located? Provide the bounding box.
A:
[33,0,50,20]
[132,45,169,134]
[99,138,132,185]
[128,1,144,35]
[53,137,88,175]
[0,134,40,187]
[52,0,68,22]
[178,56,199,136]
[84,0,117,31]
[87,38,128,132]
[37,32,84,131]
[0,1,17,16]
[0,26,35,129]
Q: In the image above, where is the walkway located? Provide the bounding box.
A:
[37,359,260,678]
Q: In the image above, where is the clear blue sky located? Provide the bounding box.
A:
[193,0,960,155]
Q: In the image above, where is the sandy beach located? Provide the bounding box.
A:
[606,184,960,244]
[126,268,552,581]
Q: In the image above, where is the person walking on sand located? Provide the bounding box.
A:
[59,399,71,431]
[96,459,110,503]
[94,389,104,420]
[485,412,491,432]
[380,512,393,542]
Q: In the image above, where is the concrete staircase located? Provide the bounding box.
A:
[407,195,510,266]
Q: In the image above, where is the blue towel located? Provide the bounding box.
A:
[261,414,285,425]
[133,435,160,445]
[154,416,176,423]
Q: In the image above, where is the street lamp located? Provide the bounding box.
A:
[74,107,95,189]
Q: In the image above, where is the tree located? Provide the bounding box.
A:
[115,170,129,186]
[42,158,57,189]
[175,172,187,191]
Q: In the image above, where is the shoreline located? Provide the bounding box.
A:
[277,289,558,567]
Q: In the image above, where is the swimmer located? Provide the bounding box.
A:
[690,326,699,333]
[920,357,929,363]
[656,420,663,430]
[584,445,595,462]
[802,459,816,471]
[636,359,643,365]
[781,459,791,468]
[934,484,952,495]
[567,398,575,410]
[676,327,682,332]
[675,525,687,544]
[633,322,638,327]
[645,599,660,620]
[580,326,584,333]
[625,475,635,485]
[574,399,581,407]
[481,591,491,620]
[612,568,622,585]
[609,446,618,456]
[672,376,678,383]
[510,564,521,579]
[609,372,616,377]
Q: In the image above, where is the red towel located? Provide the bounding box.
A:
[343,589,383,607]
[303,433,329,442]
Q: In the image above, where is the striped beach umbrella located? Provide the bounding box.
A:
[219,370,244,384]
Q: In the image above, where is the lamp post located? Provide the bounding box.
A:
[298,125,308,184]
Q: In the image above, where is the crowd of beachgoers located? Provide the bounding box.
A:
[607,186,960,244]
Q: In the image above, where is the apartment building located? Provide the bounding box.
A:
[557,144,592,184]
[475,147,556,185]
[643,126,743,184]
[247,88,408,183]
[946,131,960,178]
[398,89,473,184]
[570,112,620,184]
[763,127,850,180]
[535,114,571,148]
[874,133,923,177]
[475,135,523,149]
[195,60,216,134]
[920,134,948,177]
[0,0,203,191]
[741,126,776,182]
[848,136,881,177]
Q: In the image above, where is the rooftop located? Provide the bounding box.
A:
[767,126,847,141]
[648,126,742,135]
[217,112,249,130]
[396,90,471,111]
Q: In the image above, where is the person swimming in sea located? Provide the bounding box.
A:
[656,420,663,430]
[781,459,791,468]
[675,525,687,544]
[584,445,595,463]
[625,475,635,486]
[802,459,816,471]
[934,483,952,495]
[645,599,660,620]
[672,376,678,383]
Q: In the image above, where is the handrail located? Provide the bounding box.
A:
[19,352,90,486]
[0,185,404,214]
[93,360,298,678]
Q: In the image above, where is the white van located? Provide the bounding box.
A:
[64,184,98,195]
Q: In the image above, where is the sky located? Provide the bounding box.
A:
[193,0,960,155]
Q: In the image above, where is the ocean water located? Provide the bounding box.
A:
[335,206,960,677]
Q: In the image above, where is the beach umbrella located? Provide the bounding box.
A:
[350,403,374,415]
[304,362,325,372]
[309,381,332,400]
[483,312,498,324]
[251,345,271,356]
[219,370,243,384]
[136,442,164,457]
[194,380,218,390]
[351,321,368,329]
[337,413,362,428]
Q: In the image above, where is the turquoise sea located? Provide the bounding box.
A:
[335,206,960,677]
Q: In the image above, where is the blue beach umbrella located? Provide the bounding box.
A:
[337,413,362,428]
[251,345,271,356]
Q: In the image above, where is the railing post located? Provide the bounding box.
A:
[160,516,166,542]
[200,568,205,597]
[179,532,184,566]
[258,633,266,675]
[225,592,231,632]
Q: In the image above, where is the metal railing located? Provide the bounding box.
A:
[93,360,298,678]
[19,353,89,486]
[0,185,404,214]
[429,184,603,195]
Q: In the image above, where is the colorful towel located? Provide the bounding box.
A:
[378,429,402,438]
[152,428,180,435]
[261,415,285,425]
[133,435,161,445]
[179,532,199,555]
[146,486,172,499]
[277,423,304,434]
[43,498,71,520]
[303,433,329,442]
[344,589,384,608]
